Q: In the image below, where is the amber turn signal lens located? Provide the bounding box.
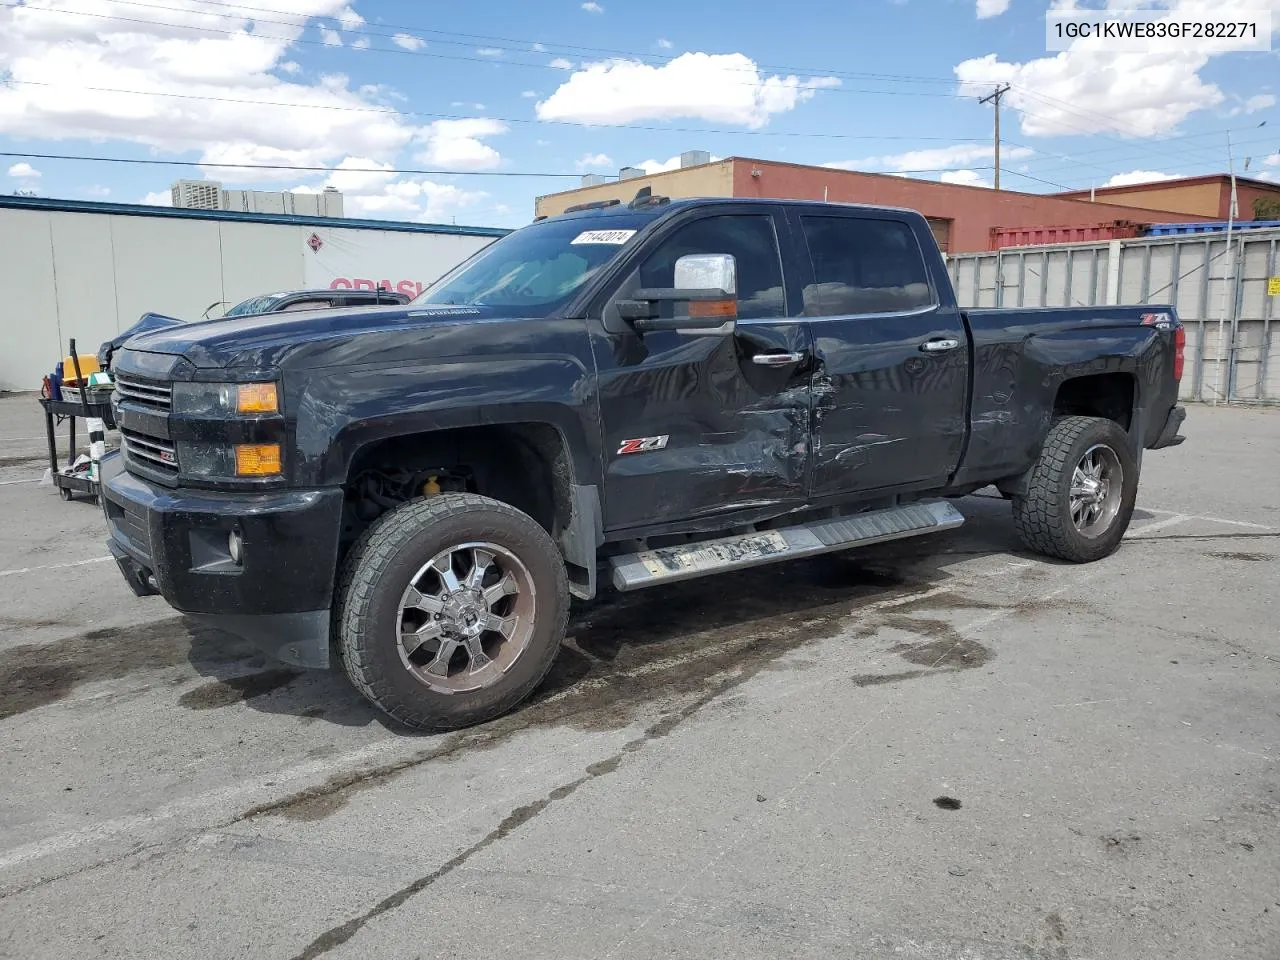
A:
[234,443,282,476]
[687,299,737,319]
[236,382,279,414]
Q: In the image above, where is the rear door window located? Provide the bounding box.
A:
[799,216,934,317]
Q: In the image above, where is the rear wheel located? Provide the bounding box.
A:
[1012,416,1138,563]
[335,493,569,731]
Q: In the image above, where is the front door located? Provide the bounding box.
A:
[786,209,969,500]
[591,209,813,532]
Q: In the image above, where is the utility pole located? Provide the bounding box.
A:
[979,83,1012,190]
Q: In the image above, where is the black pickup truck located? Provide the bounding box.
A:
[101,194,1187,730]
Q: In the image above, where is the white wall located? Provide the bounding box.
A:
[947,228,1280,404]
[0,205,499,391]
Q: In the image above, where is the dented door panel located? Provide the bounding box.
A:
[591,320,812,531]
[785,208,970,499]
[807,309,969,497]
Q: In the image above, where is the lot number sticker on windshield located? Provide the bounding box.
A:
[571,229,636,245]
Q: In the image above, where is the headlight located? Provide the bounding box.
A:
[171,381,279,416]
[176,442,283,479]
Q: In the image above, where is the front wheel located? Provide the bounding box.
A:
[335,493,569,731]
[1012,416,1138,563]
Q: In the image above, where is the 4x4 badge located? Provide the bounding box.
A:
[617,435,669,455]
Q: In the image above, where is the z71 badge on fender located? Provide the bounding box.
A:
[617,435,670,455]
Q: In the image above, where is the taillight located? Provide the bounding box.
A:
[1173,325,1186,382]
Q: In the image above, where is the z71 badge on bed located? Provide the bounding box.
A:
[617,435,669,455]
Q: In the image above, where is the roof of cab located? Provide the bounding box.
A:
[540,195,922,223]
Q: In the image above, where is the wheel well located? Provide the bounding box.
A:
[342,423,574,551]
[1053,373,1135,430]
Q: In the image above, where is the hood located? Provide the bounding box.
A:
[125,302,510,369]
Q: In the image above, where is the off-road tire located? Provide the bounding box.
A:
[1012,415,1138,563]
[335,493,569,731]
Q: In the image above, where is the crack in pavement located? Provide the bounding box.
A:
[287,644,785,960]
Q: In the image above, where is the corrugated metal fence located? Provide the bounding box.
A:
[947,227,1280,403]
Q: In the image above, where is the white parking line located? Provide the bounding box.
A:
[0,738,422,873]
[1139,507,1273,530]
[0,477,41,486]
[0,556,113,578]
[1127,513,1192,538]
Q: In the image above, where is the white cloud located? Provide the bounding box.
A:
[955,0,1280,137]
[323,156,397,193]
[536,53,841,128]
[633,153,722,174]
[393,33,426,51]
[343,179,489,222]
[0,1,418,184]
[476,47,503,57]
[1244,93,1277,113]
[336,6,363,29]
[658,38,673,50]
[532,42,547,53]
[1103,169,1181,187]
[582,1,604,12]
[520,90,538,98]
[1266,152,1280,167]
[352,37,370,50]
[140,190,171,206]
[576,152,613,170]
[7,161,40,178]
[825,143,1032,173]
[451,101,486,110]
[549,57,575,70]
[940,169,992,187]
[415,118,508,169]
[320,28,342,47]
[83,185,111,197]
[976,0,1010,17]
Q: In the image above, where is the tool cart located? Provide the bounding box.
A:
[39,341,116,503]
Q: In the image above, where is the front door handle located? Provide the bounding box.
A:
[751,351,807,367]
[919,338,960,353]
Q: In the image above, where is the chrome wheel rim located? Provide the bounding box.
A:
[1069,444,1123,538]
[397,542,536,694]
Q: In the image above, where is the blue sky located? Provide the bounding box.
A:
[1,0,1277,227]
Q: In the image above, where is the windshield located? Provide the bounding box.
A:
[223,293,286,317]
[414,216,649,317]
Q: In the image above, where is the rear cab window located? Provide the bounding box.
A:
[798,216,935,317]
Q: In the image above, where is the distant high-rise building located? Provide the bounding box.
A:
[168,180,344,217]
[171,180,222,210]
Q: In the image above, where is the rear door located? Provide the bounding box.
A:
[786,208,969,500]
[591,207,814,532]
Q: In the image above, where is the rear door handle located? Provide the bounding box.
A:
[919,338,960,353]
[752,351,807,367]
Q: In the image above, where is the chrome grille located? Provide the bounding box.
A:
[115,375,172,411]
[122,430,178,474]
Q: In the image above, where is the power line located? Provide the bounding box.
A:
[1010,133,1279,184]
[0,1,969,99]
[2,79,994,143]
[60,0,997,87]
[0,151,998,179]
[0,152,583,177]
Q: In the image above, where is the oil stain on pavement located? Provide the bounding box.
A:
[0,619,256,720]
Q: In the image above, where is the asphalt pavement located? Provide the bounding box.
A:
[0,392,1277,960]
